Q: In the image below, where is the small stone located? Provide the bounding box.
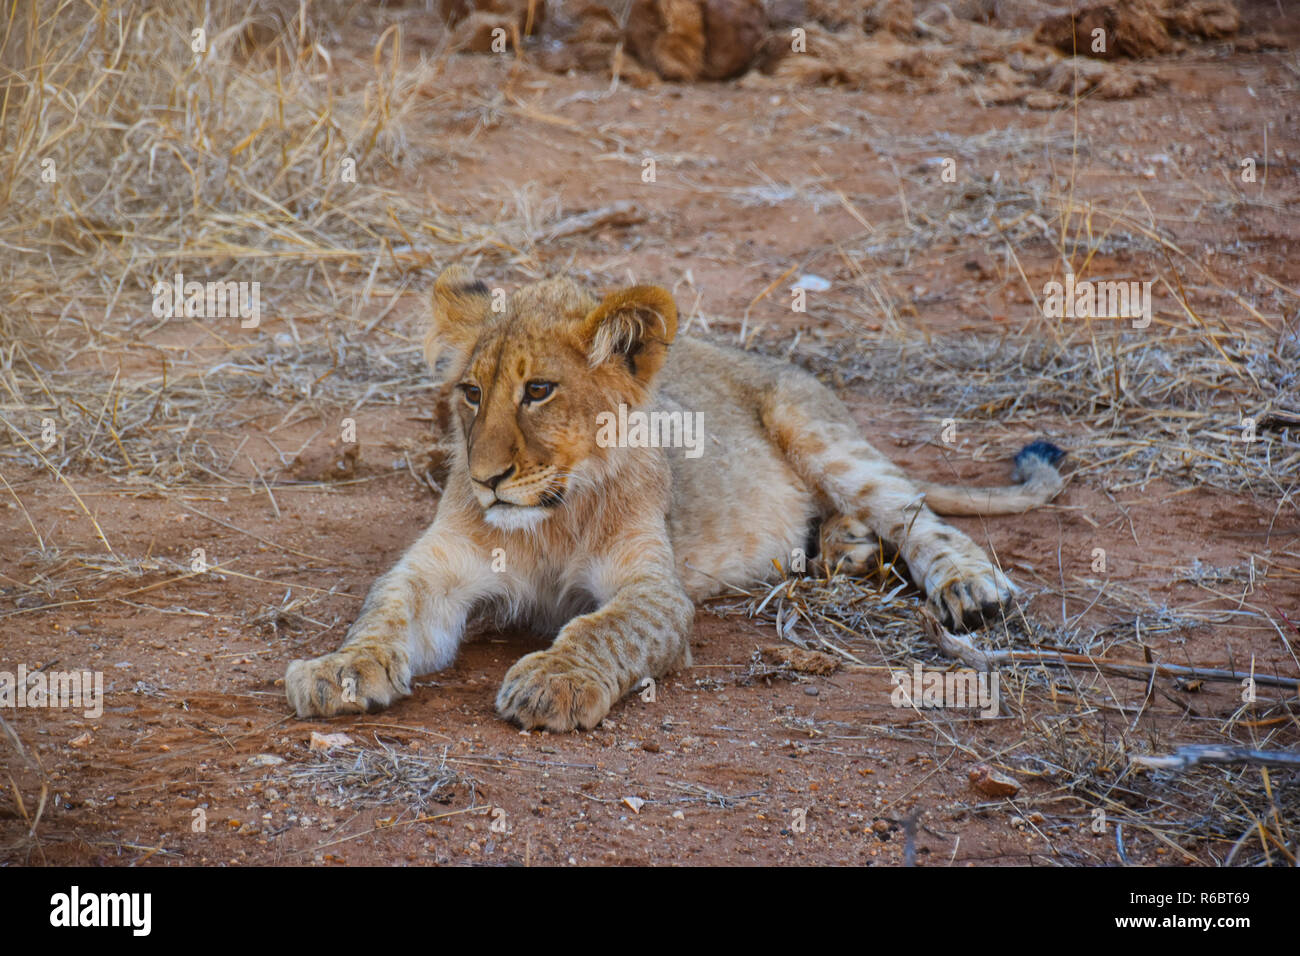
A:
[968,764,1020,798]
[792,274,831,292]
[309,732,353,752]
[623,796,645,814]
[247,754,285,767]
[1024,91,1065,111]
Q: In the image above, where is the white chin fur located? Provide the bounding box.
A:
[482,505,551,532]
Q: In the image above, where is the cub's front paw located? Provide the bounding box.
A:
[924,554,1016,632]
[496,651,617,732]
[285,646,411,717]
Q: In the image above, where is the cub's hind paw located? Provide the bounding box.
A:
[820,515,886,575]
[925,558,1016,632]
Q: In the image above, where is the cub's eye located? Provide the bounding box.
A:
[523,381,555,404]
[459,383,481,406]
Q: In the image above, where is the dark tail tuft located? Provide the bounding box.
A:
[1016,440,1066,467]
[1013,440,1066,482]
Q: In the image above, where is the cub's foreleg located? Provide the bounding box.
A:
[285,514,498,717]
[495,529,693,732]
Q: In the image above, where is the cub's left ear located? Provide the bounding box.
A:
[579,285,678,390]
[426,265,492,375]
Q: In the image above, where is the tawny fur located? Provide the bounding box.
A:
[285,269,1065,730]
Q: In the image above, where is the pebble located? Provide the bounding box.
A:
[792,274,831,292]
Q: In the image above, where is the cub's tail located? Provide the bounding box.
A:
[914,440,1066,517]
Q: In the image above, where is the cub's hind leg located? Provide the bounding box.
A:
[761,370,1016,630]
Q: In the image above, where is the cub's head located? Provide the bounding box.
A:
[427,266,678,531]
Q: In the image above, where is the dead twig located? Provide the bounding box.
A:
[1133,745,1300,772]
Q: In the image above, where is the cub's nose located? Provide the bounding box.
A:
[473,465,516,490]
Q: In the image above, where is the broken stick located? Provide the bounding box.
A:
[919,610,1299,691]
[1133,744,1300,772]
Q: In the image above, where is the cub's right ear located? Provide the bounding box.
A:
[426,266,492,374]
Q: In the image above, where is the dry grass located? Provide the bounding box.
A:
[0,714,50,863]
[760,148,1300,497]
[0,0,539,493]
[707,546,1299,865]
[290,740,474,812]
[800,323,1299,494]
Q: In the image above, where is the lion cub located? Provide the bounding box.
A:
[286,268,1064,730]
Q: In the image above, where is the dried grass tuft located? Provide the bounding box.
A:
[712,551,1298,865]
